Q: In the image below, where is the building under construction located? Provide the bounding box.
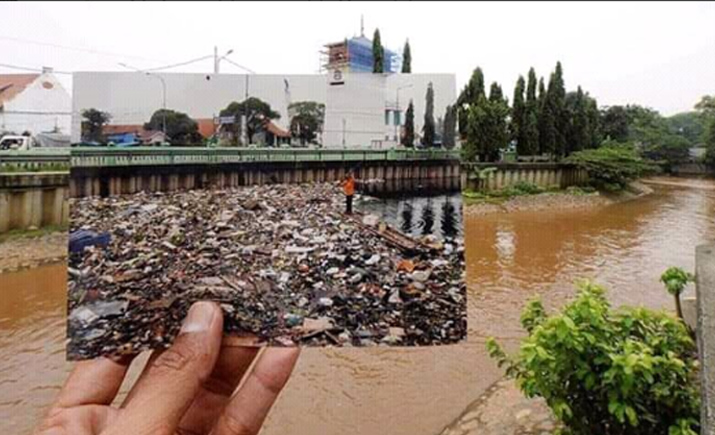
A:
[323,35,401,73]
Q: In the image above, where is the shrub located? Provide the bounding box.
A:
[487,281,700,435]
[564,143,656,190]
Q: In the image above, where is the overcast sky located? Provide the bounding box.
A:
[2,1,714,116]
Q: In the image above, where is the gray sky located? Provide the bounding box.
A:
[2,1,714,116]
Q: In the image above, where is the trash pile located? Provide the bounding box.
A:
[67,183,466,360]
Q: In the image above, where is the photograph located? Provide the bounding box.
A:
[1,2,715,435]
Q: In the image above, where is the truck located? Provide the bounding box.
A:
[0,133,71,151]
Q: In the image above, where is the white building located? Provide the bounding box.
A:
[71,71,456,148]
[0,69,72,135]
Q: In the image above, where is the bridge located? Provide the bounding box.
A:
[0,147,461,233]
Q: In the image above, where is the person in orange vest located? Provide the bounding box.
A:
[342,170,356,214]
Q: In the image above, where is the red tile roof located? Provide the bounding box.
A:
[195,118,216,139]
[0,74,39,106]
[264,119,291,138]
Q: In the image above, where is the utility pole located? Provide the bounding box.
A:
[214,46,218,74]
[342,118,346,147]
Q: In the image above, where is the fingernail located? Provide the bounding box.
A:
[180,301,216,334]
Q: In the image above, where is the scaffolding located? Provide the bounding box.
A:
[321,36,402,73]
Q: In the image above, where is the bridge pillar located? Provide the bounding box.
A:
[0,192,8,233]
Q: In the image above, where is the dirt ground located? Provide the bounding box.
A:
[0,231,67,274]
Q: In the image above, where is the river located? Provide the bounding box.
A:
[1,178,714,435]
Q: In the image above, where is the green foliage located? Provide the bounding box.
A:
[565,87,599,154]
[695,95,715,166]
[401,100,415,148]
[80,108,111,143]
[144,109,201,145]
[565,144,655,189]
[219,97,280,145]
[289,101,325,145]
[457,67,486,141]
[487,281,700,435]
[660,267,693,297]
[372,28,384,73]
[542,62,568,157]
[512,75,527,156]
[537,77,554,156]
[600,106,630,143]
[442,104,457,149]
[522,68,540,158]
[401,40,411,73]
[666,112,706,146]
[421,82,435,148]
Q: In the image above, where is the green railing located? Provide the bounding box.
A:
[0,147,459,170]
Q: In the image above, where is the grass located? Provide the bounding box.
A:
[462,182,596,204]
[0,164,70,174]
[0,225,68,244]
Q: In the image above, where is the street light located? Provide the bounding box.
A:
[214,47,234,73]
[118,63,167,137]
[395,84,413,144]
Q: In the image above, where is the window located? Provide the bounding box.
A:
[394,110,401,126]
[385,110,391,126]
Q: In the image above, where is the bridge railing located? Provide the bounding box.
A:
[1,147,460,169]
[68,147,460,167]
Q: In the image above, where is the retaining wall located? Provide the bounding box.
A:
[460,162,589,192]
[0,173,69,233]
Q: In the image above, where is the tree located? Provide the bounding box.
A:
[372,28,384,73]
[486,82,509,160]
[565,142,656,190]
[457,67,486,139]
[537,76,556,156]
[543,62,567,157]
[401,40,411,73]
[80,108,111,143]
[565,86,590,154]
[401,100,415,148]
[421,82,435,148]
[488,281,700,435]
[666,112,706,146]
[523,68,540,158]
[442,104,457,149]
[600,106,630,142]
[512,76,527,156]
[219,97,280,145]
[144,109,202,145]
[288,101,325,146]
[695,95,715,165]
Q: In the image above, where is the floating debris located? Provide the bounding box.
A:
[67,183,466,360]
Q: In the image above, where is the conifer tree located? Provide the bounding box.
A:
[512,76,527,155]
[523,67,540,158]
[372,29,384,73]
[422,82,436,147]
[402,100,415,148]
[401,40,411,73]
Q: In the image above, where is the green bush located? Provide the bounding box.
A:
[564,143,656,190]
[487,281,700,435]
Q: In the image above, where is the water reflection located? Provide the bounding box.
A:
[357,191,463,240]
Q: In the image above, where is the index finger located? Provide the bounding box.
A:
[53,355,134,409]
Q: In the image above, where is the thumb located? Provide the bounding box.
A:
[104,301,224,435]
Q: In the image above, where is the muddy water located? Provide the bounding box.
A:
[2,178,715,435]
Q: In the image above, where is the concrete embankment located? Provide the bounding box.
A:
[0,231,67,274]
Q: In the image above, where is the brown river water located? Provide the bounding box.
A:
[1,177,714,435]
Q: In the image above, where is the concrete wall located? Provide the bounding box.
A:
[697,244,715,434]
[673,163,714,176]
[0,72,71,135]
[0,173,69,233]
[461,163,589,191]
[71,71,456,148]
[69,159,461,198]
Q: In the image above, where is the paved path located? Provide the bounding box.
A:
[439,378,556,435]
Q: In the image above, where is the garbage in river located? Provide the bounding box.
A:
[67,183,466,360]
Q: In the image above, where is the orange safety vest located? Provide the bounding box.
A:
[343,176,355,196]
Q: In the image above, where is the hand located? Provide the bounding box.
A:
[35,301,300,435]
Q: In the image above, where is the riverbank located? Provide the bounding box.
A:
[439,378,555,435]
[0,229,67,274]
[463,181,652,216]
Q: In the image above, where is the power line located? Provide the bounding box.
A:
[0,34,166,63]
[221,58,256,74]
[143,55,215,72]
[0,62,72,75]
